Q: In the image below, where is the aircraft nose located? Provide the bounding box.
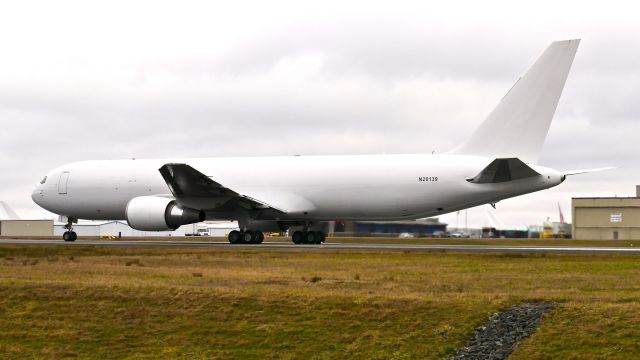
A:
[31,187,43,206]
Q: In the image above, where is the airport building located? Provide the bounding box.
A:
[572,187,640,240]
[0,220,54,237]
[0,201,54,237]
[337,218,447,237]
[53,220,187,237]
[53,220,239,238]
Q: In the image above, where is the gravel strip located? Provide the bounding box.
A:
[450,302,554,360]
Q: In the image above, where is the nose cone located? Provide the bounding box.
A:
[31,186,43,206]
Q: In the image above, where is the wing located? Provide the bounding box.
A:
[159,163,236,198]
[158,163,290,213]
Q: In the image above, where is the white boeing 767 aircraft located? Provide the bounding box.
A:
[32,39,599,243]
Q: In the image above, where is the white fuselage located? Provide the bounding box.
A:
[32,154,563,222]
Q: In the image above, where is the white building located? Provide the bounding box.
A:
[204,221,239,236]
[53,220,240,238]
[54,220,187,237]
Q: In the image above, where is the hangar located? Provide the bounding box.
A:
[0,201,54,237]
[52,220,239,238]
[338,218,447,237]
[572,188,640,240]
[0,220,54,237]
[54,220,187,237]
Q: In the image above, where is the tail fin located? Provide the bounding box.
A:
[0,201,20,220]
[451,39,580,164]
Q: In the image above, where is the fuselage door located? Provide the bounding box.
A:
[58,171,70,194]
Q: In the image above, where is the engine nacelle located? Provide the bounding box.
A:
[125,196,204,231]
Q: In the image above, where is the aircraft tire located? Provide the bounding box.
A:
[292,231,303,244]
[228,230,240,244]
[316,231,325,244]
[241,231,253,244]
[305,231,317,244]
[250,231,264,244]
[63,231,76,242]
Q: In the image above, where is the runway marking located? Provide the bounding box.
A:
[1,239,640,254]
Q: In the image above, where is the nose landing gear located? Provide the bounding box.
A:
[62,217,77,242]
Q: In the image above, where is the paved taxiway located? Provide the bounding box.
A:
[2,239,640,254]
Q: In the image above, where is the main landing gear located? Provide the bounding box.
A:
[228,230,264,244]
[226,229,325,245]
[291,230,325,245]
[62,218,77,242]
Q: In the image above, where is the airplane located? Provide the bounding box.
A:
[32,39,600,243]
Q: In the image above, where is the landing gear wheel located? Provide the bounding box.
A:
[241,231,253,244]
[63,231,77,242]
[292,231,304,244]
[305,231,318,244]
[316,231,325,244]
[252,231,264,244]
[228,230,240,244]
[304,231,314,244]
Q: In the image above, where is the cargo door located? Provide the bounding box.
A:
[58,172,70,194]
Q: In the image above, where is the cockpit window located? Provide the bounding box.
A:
[40,176,47,184]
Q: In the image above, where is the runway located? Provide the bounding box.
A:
[2,239,640,254]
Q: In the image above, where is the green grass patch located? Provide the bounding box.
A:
[1,246,640,358]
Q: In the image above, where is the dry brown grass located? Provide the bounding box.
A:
[0,246,639,358]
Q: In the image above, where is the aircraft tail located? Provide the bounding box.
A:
[451,39,580,164]
[0,201,20,220]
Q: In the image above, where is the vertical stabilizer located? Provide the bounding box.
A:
[0,201,20,220]
[451,40,580,164]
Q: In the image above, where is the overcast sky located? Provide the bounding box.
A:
[1,0,639,228]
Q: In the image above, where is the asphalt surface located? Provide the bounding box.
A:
[2,239,640,254]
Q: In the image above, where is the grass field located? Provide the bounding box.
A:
[1,245,640,359]
[6,235,640,248]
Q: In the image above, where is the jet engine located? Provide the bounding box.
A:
[125,196,204,231]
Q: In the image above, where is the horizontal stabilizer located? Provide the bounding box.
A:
[467,158,540,184]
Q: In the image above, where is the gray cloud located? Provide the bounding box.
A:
[1,1,639,227]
